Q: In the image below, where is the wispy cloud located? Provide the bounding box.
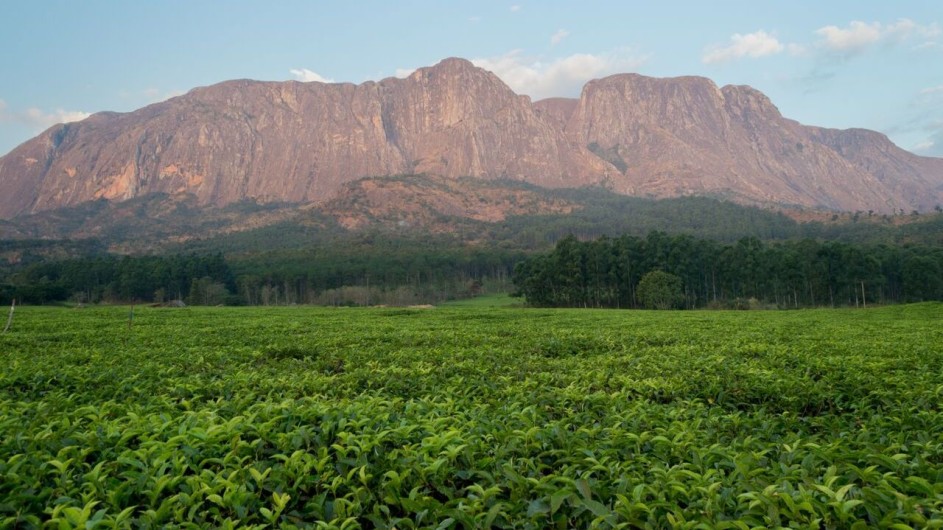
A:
[920,84,943,96]
[913,139,935,151]
[468,15,482,23]
[142,88,185,103]
[912,121,943,156]
[890,112,943,157]
[795,19,941,95]
[25,108,91,127]
[702,30,785,64]
[0,99,90,129]
[909,91,943,156]
[787,43,808,56]
[550,29,570,46]
[913,40,940,51]
[289,68,334,83]
[394,68,416,79]
[472,48,648,100]
[510,4,521,12]
[816,21,882,53]
[815,18,941,56]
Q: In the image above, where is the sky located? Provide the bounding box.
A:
[1,1,941,157]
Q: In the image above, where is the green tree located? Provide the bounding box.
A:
[187,276,231,306]
[636,270,684,310]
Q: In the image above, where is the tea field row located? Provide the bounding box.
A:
[1,304,941,527]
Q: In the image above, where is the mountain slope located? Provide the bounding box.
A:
[1,57,941,218]
[564,74,942,211]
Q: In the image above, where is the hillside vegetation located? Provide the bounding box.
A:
[4,186,943,307]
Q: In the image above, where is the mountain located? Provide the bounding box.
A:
[10,173,942,259]
[566,75,943,211]
[1,57,941,219]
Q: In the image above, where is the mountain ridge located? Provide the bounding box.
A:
[1,57,941,219]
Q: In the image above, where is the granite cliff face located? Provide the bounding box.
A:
[0,57,941,218]
[565,74,943,211]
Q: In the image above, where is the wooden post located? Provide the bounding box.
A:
[2,299,14,333]
[861,281,866,308]
[128,305,134,331]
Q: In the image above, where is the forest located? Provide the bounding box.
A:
[512,233,943,308]
[5,230,943,309]
[0,254,236,306]
[0,245,520,307]
[3,192,943,307]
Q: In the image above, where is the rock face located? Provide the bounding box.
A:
[566,75,943,211]
[1,57,941,218]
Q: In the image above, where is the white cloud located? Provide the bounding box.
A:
[468,15,482,23]
[913,41,941,51]
[0,99,90,128]
[510,4,521,12]
[886,18,941,41]
[25,108,91,127]
[816,21,883,53]
[920,85,943,95]
[551,29,570,46]
[914,135,943,156]
[815,19,941,55]
[702,30,785,64]
[471,49,648,100]
[289,68,334,83]
[142,88,185,103]
[912,120,943,156]
[394,68,416,79]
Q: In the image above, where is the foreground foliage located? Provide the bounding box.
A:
[1,304,942,528]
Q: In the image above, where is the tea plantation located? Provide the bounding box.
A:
[1,303,942,528]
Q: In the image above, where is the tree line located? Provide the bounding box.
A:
[0,254,235,305]
[4,230,942,308]
[512,233,943,309]
[0,245,521,306]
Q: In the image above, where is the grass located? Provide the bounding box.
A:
[438,293,523,307]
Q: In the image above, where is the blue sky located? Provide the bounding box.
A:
[1,1,941,157]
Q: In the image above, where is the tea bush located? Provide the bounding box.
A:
[1,304,941,528]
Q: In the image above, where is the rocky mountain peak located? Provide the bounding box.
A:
[414,57,480,75]
[533,98,579,128]
[0,58,940,220]
[720,84,783,122]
